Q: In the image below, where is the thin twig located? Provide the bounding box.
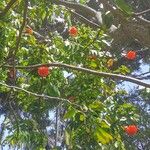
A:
[132,71,150,77]
[70,10,100,29]
[133,9,150,16]
[136,75,150,80]
[138,72,150,77]
[3,62,150,88]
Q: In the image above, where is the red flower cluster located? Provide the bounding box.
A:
[25,27,33,35]
[126,51,137,60]
[38,66,49,77]
[69,26,78,37]
[124,125,138,136]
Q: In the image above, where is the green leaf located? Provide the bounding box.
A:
[65,130,70,146]
[89,61,97,68]
[79,114,85,121]
[95,127,113,144]
[114,65,130,75]
[64,107,77,119]
[46,83,60,97]
[121,103,133,109]
[115,0,132,15]
[94,132,106,144]
[89,101,104,110]
[100,120,110,129]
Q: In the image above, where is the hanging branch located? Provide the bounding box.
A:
[0,81,81,108]
[3,62,150,88]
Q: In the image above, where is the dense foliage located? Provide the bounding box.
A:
[0,0,149,149]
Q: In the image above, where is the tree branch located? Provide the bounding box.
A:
[51,0,102,25]
[99,0,121,17]
[70,10,100,29]
[13,0,28,57]
[133,9,150,16]
[3,62,150,88]
[0,0,17,17]
[99,0,150,47]
[51,0,97,17]
[0,81,80,108]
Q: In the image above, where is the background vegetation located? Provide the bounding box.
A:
[0,0,149,149]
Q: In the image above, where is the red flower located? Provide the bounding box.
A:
[124,125,138,136]
[69,26,78,37]
[25,27,33,35]
[126,51,136,60]
[38,66,49,77]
